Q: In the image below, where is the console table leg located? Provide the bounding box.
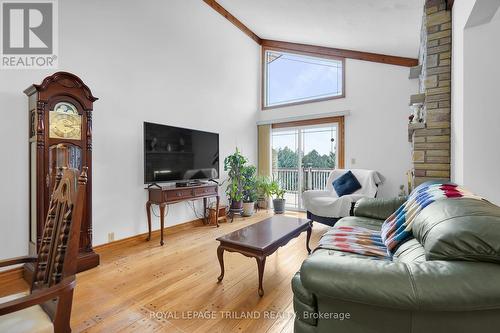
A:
[146,201,152,241]
[159,204,166,246]
[256,256,266,297]
[203,197,207,224]
[215,195,220,228]
[217,246,225,282]
[306,222,312,254]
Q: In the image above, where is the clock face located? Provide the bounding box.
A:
[49,102,82,140]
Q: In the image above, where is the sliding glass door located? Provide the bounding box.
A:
[272,121,341,210]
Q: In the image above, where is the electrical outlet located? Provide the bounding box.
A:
[351,158,356,165]
[108,232,115,242]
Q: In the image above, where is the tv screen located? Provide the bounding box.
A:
[143,122,219,184]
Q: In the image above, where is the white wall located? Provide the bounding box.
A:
[258,59,417,198]
[463,8,500,204]
[0,0,260,259]
[452,0,500,204]
[451,0,475,184]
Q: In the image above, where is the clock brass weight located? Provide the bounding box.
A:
[24,72,100,278]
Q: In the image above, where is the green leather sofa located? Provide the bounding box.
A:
[293,196,500,333]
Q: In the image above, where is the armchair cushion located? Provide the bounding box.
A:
[332,171,361,196]
[0,292,52,333]
[302,190,365,218]
[303,169,382,219]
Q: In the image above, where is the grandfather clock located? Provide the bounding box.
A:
[24,72,99,273]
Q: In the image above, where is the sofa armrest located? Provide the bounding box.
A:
[353,197,406,220]
[300,255,500,311]
[301,255,417,309]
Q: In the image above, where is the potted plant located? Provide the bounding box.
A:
[256,176,272,209]
[242,165,257,216]
[224,148,247,212]
[270,178,286,214]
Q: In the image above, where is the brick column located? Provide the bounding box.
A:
[412,0,451,186]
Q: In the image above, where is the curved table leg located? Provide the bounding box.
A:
[159,204,166,246]
[217,246,225,282]
[146,201,152,241]
[256,256,266,297]
[215,195,220,227]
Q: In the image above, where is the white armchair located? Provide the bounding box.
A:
[302,169,382,225]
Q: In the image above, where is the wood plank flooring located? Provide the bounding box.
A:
[1,210,328,333]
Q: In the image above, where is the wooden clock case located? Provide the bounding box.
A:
[24,72,99,274]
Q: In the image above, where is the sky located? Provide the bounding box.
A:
[267,51,343,107]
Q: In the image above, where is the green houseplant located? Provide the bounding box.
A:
[224,148,247,211]
[256,176,272,209]
[270,178,286,214]
[242,165,257,216]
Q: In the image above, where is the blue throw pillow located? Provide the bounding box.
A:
[333,171,362,196]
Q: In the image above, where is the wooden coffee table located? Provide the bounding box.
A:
[216,215,312,296]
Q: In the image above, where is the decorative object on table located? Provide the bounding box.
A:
[256,176,272,209]
[242,165,257,217]
[270,178,286,214]
[23,72,99,275]
[302,169,382,226]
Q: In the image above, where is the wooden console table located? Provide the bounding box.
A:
[146,183,220,245]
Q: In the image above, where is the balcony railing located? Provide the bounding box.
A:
[272,168,333,192]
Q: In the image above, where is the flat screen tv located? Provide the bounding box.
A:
[143,122,219,184]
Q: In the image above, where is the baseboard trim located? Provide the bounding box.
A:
[0,266,24,285]
[93,218,206,251]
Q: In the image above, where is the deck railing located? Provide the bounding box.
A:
[272,168,333,192]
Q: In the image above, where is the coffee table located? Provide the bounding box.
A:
[216,215,312,296]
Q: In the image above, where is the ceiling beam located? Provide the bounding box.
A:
[203,0,418,67]
[202,0,262,44]
[262,40,418,67]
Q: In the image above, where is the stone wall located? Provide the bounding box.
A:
[411,0,451,186]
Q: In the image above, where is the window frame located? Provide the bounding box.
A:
[261,46,346,110]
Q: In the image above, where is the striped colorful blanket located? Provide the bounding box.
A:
[317,182,483,258]
[318,226,389,259]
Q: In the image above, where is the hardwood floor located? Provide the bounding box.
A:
[1,210,328,333]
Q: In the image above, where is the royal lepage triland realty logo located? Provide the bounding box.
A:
[1,0,58,69]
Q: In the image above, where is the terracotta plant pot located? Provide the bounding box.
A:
[273,199,286,214]
[242,202,255,216]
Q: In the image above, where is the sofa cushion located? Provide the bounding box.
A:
[335,216,384,231]
[413,198,500,263]
[392,238,426,263]
[332,171,361,196]
[354,197,407,220]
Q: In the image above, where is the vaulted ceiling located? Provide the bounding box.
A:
[216,0,425,58]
